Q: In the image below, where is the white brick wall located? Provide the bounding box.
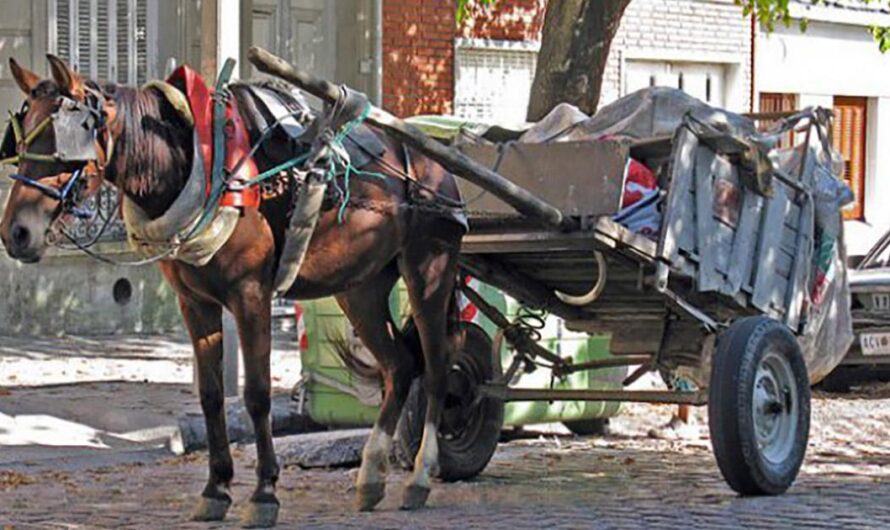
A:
[602,0,752,112]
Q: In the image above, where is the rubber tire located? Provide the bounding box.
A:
[815,367,854,393]
[395,322,504,482]
[563,418,610,436]
[708,316,810,496]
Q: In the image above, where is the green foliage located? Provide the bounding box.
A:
[736,0,890,52]
[456,0,498,24]
[872,25,890,53]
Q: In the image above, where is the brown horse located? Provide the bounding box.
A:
[0,55,465,527]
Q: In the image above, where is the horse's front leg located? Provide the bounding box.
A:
[180,299,234,522]
[230,281,279,528]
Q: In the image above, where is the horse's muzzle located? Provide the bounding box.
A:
[2,223,42,263]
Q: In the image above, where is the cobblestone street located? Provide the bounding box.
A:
[3,383,890,529]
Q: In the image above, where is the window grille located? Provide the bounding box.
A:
[455,44,538,124]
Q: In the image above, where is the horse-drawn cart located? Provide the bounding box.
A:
[248,48,854,497]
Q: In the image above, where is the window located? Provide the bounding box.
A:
[759,92,797,148]
[454,41,538,124]
[625,60,726,107]
[52,0,150,85]
[833,96,868,221]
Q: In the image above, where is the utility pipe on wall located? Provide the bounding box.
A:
[373,0,383,106]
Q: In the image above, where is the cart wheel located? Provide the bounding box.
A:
[709,316,810,496]
[395,322,504,481]
[563,418,610,436]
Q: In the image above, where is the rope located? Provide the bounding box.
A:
[244,152,311,187]
[59,227,175,267]
[326,104,389,222]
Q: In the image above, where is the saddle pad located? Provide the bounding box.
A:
[234,83,386,171]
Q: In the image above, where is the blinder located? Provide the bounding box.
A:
[1,93,105,167]
[53,97,100,162]
[2,89,108,220]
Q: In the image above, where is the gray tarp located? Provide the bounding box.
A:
[772,135,855,382]
[519,87,758,144]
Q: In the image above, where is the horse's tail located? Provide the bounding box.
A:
[329,330,383,385]
[332,277,463,383]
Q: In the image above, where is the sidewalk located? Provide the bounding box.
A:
[0,331,302,471]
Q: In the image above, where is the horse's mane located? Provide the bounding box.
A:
[105,83,193,217]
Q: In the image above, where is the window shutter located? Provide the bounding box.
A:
[136,0,148,84]
[758,92,797,148]
[97,0,111,81]
[56,0,72,62]
[116,0,131,83]
[833,96,867,220]
[76,0,92,77]
[53,0,150,84]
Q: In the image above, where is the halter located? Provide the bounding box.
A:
[1,85,112,220]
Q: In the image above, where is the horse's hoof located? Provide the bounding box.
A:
[240,501,280,529]
[399,484,431,511]
[355,482,386,512]
[191,496,231,522]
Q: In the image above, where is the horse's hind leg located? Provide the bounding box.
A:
[229,282,279,528]
[180,298,234,522]
[397,221,463,510]
[334,265,420,512]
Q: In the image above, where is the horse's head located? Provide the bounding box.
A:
[0,55,113,262]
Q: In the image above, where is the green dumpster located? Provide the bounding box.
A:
[296,280,625,429]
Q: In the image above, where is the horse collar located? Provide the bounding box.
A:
[165,65,261,210]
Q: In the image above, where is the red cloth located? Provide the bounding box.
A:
[621,159,657,209]
[166,66,260,209]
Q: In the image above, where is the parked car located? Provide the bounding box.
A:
[820,232,890,391]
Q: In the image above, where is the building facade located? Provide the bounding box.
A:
[0,0,384,334]
[754,0,890,255]
[0,1,182,335]
[393,0,887,256]
[382,0,752,121]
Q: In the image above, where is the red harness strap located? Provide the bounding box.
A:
[166,66,261,209]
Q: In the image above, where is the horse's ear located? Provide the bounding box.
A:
[46,54,84,98]
[9,58,40,95]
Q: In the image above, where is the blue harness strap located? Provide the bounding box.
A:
[181,58,238,242]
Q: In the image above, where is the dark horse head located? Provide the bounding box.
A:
[0,55,192,262]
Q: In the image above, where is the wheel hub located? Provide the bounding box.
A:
[752,349,798,464]
[441,358,484,441]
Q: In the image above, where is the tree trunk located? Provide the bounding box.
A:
[527,0,631,122]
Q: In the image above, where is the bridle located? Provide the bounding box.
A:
[1,84,113,222]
